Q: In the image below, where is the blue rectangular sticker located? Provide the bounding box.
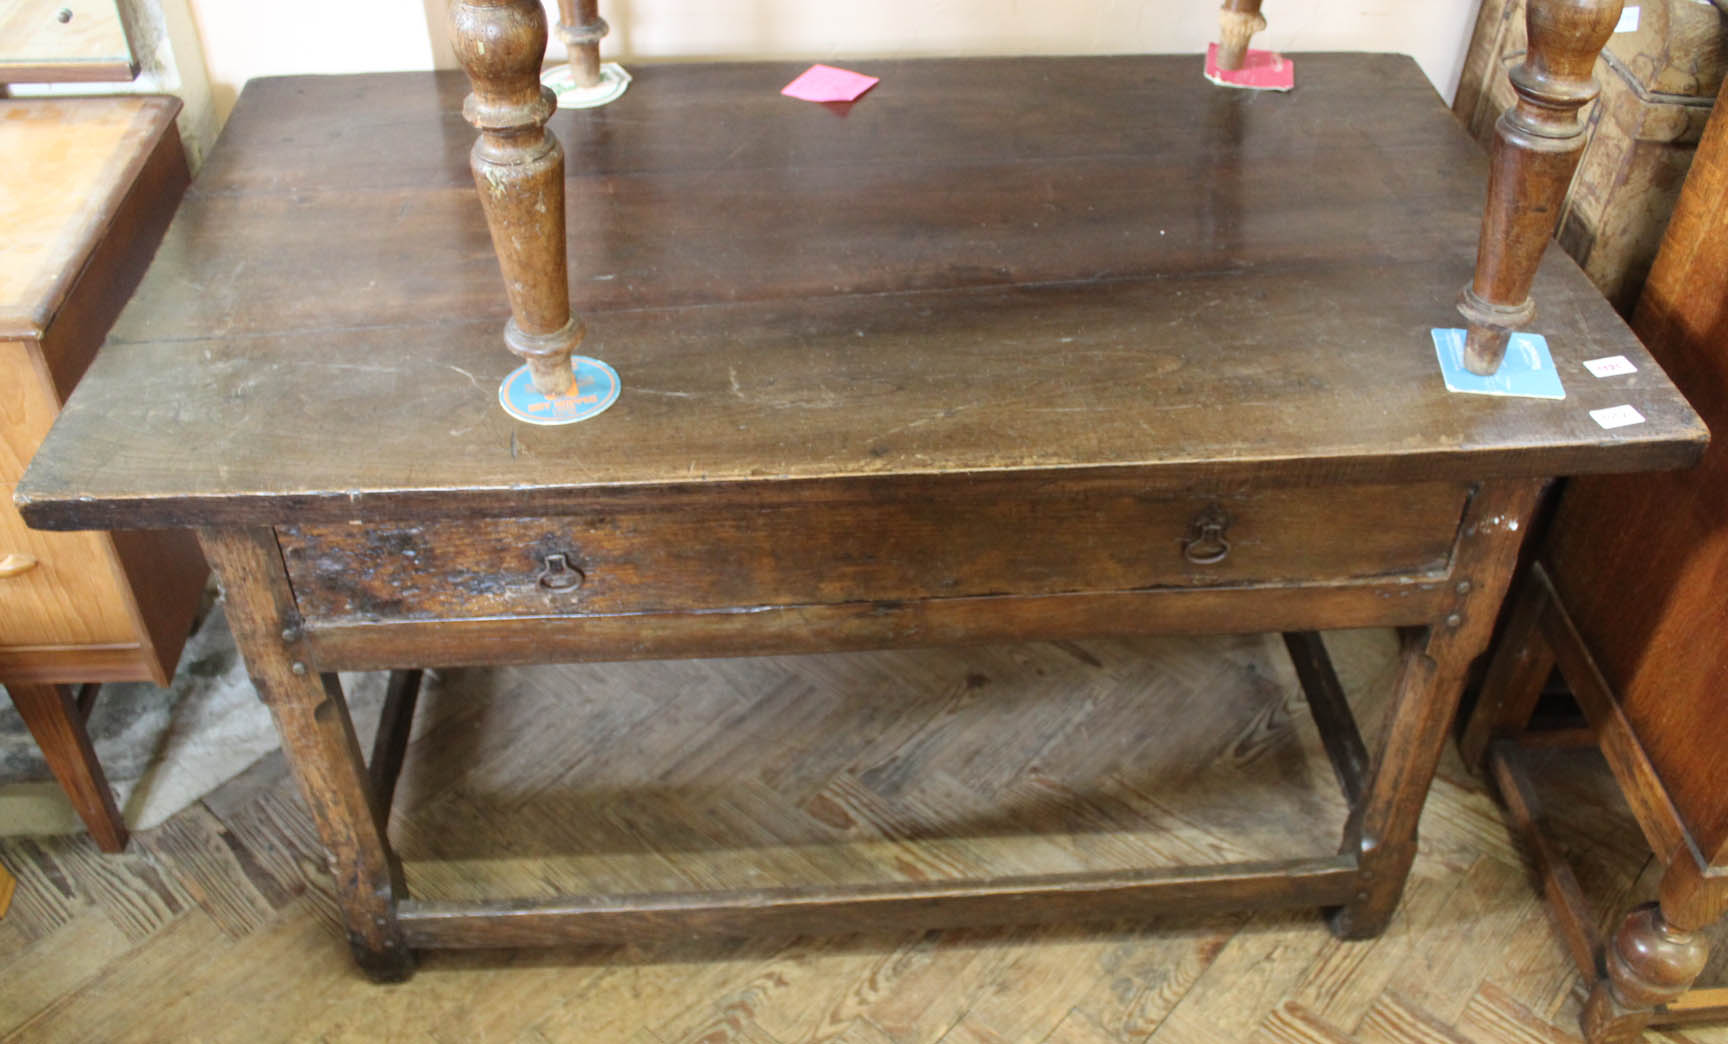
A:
[1431,328,1566,400]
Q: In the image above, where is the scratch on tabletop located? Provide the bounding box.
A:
[447,364,483,391]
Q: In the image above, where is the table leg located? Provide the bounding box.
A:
[1582,848,1727,1042]
[1457,0,1622,375]
[1331,479,1544,938]
[1457,564,1556,767]
[199,527,412,982]
[7,682,128,852]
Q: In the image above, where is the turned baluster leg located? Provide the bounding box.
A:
[1216,0,1267,72]
[1458,0,1620,375]
[1581,847,1728,1043]
[449,0,582,397]
[555,0,608,89]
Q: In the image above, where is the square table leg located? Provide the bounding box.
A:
[198,527,412,982]
[7,682,129,852]
[1332,478,1544,937]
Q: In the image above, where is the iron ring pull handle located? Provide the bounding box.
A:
[1181,506,1231,565]
[537,551,585,593]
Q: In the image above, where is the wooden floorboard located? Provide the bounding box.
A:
[1,628,1724,1043]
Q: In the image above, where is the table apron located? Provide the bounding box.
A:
[296,576,1452,672]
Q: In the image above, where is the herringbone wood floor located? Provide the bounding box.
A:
[1,629,1722,1043]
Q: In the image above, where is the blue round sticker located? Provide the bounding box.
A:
[498,356,621,426]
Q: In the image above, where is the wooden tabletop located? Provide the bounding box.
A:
[15,55,1705,529]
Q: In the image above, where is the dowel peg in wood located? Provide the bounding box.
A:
[449,0,583,398]
[1458,0,1621,375]
[1217,0,1267,72]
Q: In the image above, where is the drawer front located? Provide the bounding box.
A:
[0,483,139,648]
[1,342,141,649]
[280,480,1471,624]
[0,340,57,486]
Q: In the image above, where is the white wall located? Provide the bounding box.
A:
[188,0,1482,128]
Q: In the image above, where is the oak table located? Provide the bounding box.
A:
[15,54,1705,980]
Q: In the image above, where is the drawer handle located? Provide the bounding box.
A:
[1181,506,1231,565]
[0,553,39,578]
[537,552,584,593]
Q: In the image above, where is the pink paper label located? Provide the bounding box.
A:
[782,64,880,103]
[1204,44,1295,91]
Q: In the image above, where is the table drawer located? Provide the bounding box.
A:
[278,480,1471,624]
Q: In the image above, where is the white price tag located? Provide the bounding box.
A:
[1616,6,1640,32]
[1590,404,1646,429]
[1583,355,1637,378]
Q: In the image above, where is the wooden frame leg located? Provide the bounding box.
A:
[368,669,423,823]
[1457,564,1556,767]
[1582,847,1728,1043]
[1283,632,1369,805]
[1332,480,1545,938]
[6,682,128,852]
[199,527,412,982]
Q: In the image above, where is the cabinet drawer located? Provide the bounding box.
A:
[0,484,138,647]
[279,480,1471,624]
[0,340,58,486]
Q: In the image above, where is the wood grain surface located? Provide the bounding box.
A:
[14,56,1705,531]
[1542,71,1728,863]
[295,579,1452,672]
[0,97,179,338]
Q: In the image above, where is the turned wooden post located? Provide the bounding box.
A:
[555,0,608,90]
[1216,0,1267,72]
[1581,847,1727,1042]
[1458,0,1620,375]
[449,0,583,397]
